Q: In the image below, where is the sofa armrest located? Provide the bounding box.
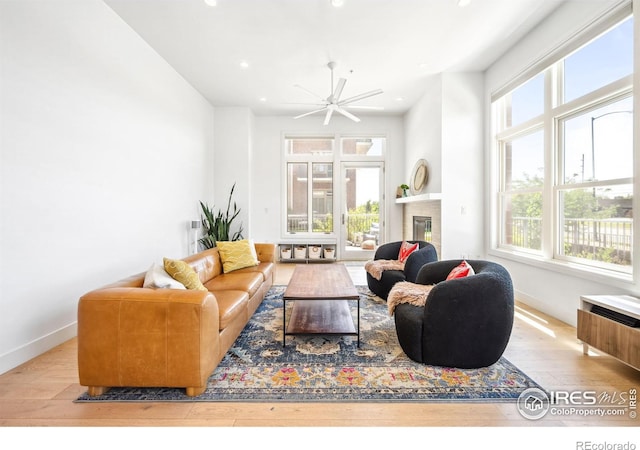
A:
[374,241,402,260]
[254,243,276,262]
[403,243,438,282]
[78,287,220,392]
[420,272,515,362]
[415,260,463,286]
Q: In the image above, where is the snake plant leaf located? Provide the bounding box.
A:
[198,183,244,250]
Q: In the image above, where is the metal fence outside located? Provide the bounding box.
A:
[510,216,632,265]
[287,213,378,242]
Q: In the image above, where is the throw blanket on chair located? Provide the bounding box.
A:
[387,281,434,316]
[364,259,405,281]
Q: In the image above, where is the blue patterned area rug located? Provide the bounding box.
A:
[75,285,543,403]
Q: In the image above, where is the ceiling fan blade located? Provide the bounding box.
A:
[294,84,325,101]
[339,89,384,106]
[324,108,334,125]
[346,105,385,111]
[329,78,347,103]
[283,102,327,106]
[293,107,328,120]
[336,107,361,123]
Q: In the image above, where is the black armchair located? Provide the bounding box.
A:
[366,240,438,300]
[394,260,514,368]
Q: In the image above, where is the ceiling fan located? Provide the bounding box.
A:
[292,61,383,125]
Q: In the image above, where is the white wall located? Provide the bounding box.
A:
[403,73,484,260]
[212,107,253,240]
[0,0,215,373]
[441,73,484,260]
[249,114,406,244]
[404,75,443,195]
[484,0,635,326]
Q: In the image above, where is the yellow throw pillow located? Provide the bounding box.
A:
[217,240,259,273]
[163,258,208,291]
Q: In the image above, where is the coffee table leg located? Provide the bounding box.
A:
[357,296,360,347]
[283,299,286,347]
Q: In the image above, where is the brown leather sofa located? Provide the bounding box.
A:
[77,243,276,397]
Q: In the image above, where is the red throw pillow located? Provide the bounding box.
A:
[398,241,419,263]
[446,260,475,280]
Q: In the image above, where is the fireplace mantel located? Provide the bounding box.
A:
[395,193,442,204]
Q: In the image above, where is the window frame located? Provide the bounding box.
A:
[282,133,387,239]
[554,89,634,273]
[283,135,335,236]
[496,125,546,256]
[490,12,634,282]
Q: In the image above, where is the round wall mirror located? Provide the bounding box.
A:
[410,159,429,195]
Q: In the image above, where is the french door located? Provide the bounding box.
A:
[340,162,385,260]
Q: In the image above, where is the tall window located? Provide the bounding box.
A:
[284,135,385,237]
[284,137,334,234]
[493,15,633,274]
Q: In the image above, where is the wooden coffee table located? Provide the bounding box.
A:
[282,264,360,347]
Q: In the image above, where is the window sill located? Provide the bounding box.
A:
[488,248,634,287]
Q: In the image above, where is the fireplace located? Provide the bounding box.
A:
[403,200,441,257]
[413,216,432,242]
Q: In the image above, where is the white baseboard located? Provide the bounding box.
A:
[515,289,546,311]
[0,322,77,375]
[515,289,576,327]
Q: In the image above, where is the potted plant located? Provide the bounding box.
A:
[400,183,410,197]
[199,183,244,250]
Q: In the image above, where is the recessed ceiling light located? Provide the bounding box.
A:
[259,97,267,102]
[457,0,471,7]
[240,60,249,69]
[204,0,217,6]
[331,0,345,7]
[395,97,404,102]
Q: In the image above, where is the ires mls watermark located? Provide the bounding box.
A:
[517,387,637,420]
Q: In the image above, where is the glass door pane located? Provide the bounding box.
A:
[312,163,333,233]
[341,163,384,260]
[287,163,308,233]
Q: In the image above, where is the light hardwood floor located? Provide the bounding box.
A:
[1,262,639,430]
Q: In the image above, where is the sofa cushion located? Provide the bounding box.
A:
[163,258,208,291]
[204,271,264,297]
[183,248,223,283]
[446,260,475,280]
[209,290,249,330]
[216,240,259,273]
[232,262,274,282]
[143,263,186,290]
[398,241,419,263]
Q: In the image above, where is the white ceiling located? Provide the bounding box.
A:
[104,0,565,118]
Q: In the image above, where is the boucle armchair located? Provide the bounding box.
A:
[394,259,514,368]
[366,240,438,300]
